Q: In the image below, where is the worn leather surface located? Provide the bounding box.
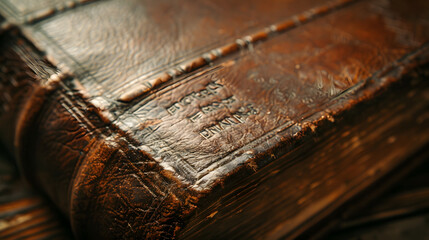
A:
[1,141,429,240]
[0,29,58,156]
[22,0,429,188]
[0,0,429,239]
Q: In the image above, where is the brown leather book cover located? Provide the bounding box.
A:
[0,0,428,239]
[1,142,429,239]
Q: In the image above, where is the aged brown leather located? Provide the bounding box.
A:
[0,0,429,239]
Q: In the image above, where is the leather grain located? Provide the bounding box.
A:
[0,0,429,239]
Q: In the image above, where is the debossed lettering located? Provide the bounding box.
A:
[187,96,237,123]
[199,104,258,139]
[188,111,204,123]
[166,81,224,115]
[201,96,236,114]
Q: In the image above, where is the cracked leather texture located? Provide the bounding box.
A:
[0,0,429,239]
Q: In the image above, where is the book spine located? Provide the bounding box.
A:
[0,27,56,154]
[0,27,193,239]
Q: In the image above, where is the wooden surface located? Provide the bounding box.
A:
[0,148,72,240]
[328,161,429,240]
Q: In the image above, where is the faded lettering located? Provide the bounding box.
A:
[166,81,224,115]
[199,104,258,139]
[187,96,237,122]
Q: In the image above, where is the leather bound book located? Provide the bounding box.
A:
[0,0,428,239]
[1,139,429,240]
